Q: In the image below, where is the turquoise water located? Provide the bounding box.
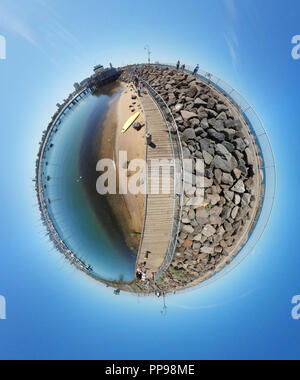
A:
[41,84,136,282]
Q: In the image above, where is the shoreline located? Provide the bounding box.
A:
[98,80,145,257]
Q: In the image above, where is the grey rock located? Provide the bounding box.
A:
[222,173,234,186]
[181,110,198,121]
[208,129,225,142]
[182,217,191,224]
[194,98,207,107]
[224,128,236,140]
[193,234,202,242]
[241,193,251,206]
[210,215,222,225]
[206,109,218,118]
[196,208,209,219]
[182,225,195,234]
[207,98,216,109]
[186,86,198,98]
[215,144,232,161]
[216,104,228,112]
[198,111,209,119]
[224,190,234,202]
[234,194,241,205]
[174,104,184,112]
[202,225,217,238]
[207,194,221,206]
[222,141,235,153]
[213,155,236,173]
[233,168,242,180]
[193,242,201,251]
[200,138,214,155]
[197,217,210,225]
[214,169,222,184]
[188,209,196,220]
[200,119,209,130]
[235,138,247,151]
[210,206,222,217]
[183,128,196,140]
[190,118,200,128]
[213,120,225,132]
[245,147,254,166]
[203,151,213,165]
[231,206,239,219]
[204,177,214,188]
[216,111,227,120]
[231,179,246,194]
[201,246,214,254]
[186,197,204,207]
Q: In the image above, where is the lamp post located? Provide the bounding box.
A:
[144,45,151,64]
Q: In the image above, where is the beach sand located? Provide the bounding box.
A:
[98,81,145,253]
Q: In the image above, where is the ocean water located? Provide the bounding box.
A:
[40,83,136,283]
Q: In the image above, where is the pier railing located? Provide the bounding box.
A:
[36,86,96,273]
[140,79,185,282]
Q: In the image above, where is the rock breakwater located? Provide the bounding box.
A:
[121,65,264,293]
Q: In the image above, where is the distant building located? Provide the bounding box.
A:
[94,64,104,74]
[80,78,90,87]
[94,64,117,79]
[73,82,80,91]
[56,103,61,108]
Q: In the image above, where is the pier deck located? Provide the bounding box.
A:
[137,93,175,277]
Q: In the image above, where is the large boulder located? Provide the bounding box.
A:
[208,129,225,142]
[213,155,237,173]
[183,128,196,140]
[231,179,246,194]
[181,110,198,121]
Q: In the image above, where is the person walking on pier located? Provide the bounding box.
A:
[193,64,200,76]
[176,60,180,70]
[139,81,144,93]
[181,64,186,71]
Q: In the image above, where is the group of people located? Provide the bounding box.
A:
[176,60,200,76]
[176,60,186,71]
[136,263,148,281]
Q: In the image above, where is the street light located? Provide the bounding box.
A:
[144,45,151,64]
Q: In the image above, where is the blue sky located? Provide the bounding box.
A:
[0,0,300,359]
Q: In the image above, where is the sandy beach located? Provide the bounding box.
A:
[98,81,145,253]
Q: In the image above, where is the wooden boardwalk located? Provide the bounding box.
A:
[137,93,175,276]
